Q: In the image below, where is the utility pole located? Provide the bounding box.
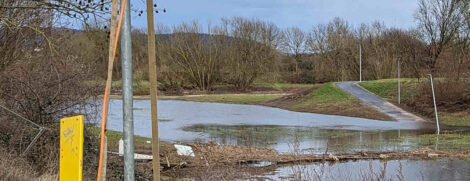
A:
[428,74,440,135]
[146,0,160,180]
[121,0,135,179]
[398,59,401,104]
[359,44,362,82]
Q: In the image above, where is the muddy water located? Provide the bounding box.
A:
[259,159,470,181]
[104,99,435,153]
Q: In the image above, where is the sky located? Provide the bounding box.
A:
[123,0,419,32]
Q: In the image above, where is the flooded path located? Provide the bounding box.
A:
[104,99,434,153]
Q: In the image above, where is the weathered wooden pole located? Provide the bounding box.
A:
[146,0,160,180]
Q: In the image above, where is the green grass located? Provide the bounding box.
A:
[254,82,315,89]
[177,94,282,104]
[358,78,419,102]
[290,82,357,110]
[307,82,355,103]
[441,115,470,127]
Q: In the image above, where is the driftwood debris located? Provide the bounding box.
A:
[157,143,470,169]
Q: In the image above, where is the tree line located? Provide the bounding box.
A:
[76,0,470,92]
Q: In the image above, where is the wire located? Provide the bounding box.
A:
[96,0,126,180]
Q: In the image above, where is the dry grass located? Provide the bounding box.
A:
[0,149,37,180]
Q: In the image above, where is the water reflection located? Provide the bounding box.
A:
[183,124,435,153]
[260,159,470,181]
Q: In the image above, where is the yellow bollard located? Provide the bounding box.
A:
[60,115,84,181]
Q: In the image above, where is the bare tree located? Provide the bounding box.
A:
[282,27,306,75]
[415,0,464,71]
[0,0,110,71]
[162,22,222,91]
[220,17,281,90]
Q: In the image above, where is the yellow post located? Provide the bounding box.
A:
[60,115,84,181]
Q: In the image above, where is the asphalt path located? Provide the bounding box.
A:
[336,81,426,122]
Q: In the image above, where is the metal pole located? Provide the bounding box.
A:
[398,59,401,104]
[145,0,160,180]
[428,74,440,135]
[121,0,135,179]
[359,44,362,82]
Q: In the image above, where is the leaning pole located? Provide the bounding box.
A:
[120,0,136,179]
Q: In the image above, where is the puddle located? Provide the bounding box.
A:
[103,99,434,153]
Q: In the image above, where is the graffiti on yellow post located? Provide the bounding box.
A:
[60,115,84,181]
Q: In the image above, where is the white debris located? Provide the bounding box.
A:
[328,154,339,161]
[427,153,439,158]
[119,139,124,156]
[117,138,153,160]
[174,144,195,157]
[379,154,389,159]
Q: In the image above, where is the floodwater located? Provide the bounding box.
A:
[104,99,435,153]
[259,159,470,181]
[104,99,470,180]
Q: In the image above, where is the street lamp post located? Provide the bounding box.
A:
[428,74,440,135]
[359,44,362,82]
[398,59,401,104]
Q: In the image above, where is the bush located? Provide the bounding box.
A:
[407,79,470,117]
[0,37,100,176]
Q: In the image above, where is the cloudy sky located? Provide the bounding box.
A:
[123,0,419,31]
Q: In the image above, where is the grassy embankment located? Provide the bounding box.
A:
[269,82,393,120]
[359,79,470,127]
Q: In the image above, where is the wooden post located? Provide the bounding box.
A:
[146,0,160,180]
[101,136,107,181]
